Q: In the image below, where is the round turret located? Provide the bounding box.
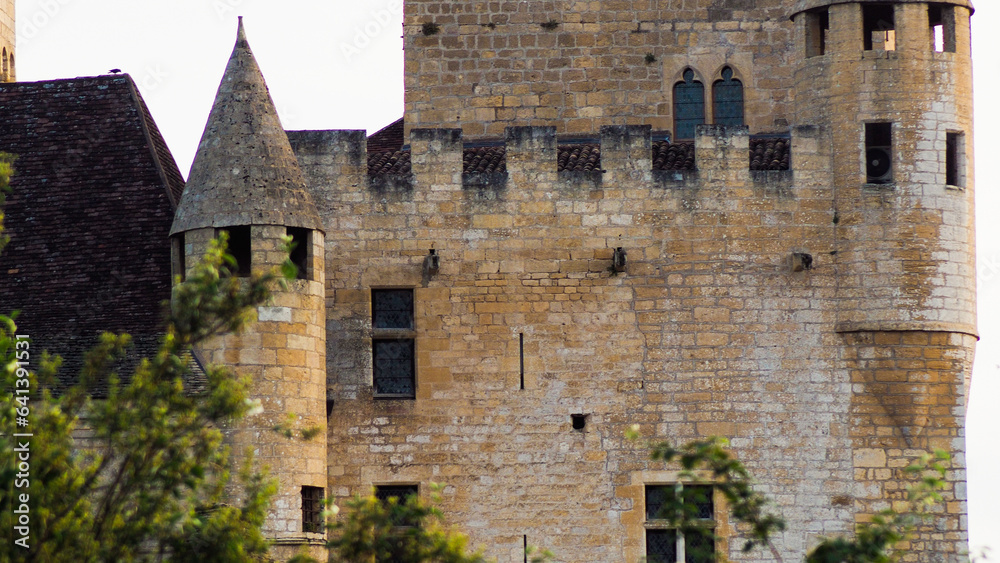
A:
[170,19,327,561]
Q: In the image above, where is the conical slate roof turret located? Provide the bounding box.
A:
[171,18,321,235]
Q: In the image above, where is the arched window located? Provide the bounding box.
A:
[2,48,8,82]
[712,66,744,127]
[673,68,705,140]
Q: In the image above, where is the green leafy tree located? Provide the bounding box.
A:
[0,153,288,562]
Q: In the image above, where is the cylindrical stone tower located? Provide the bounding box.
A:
[170,19,327,561]
[1,0,14,82]
[793,2,976,559]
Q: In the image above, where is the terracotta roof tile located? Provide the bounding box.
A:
[652,140,696,171]
[558,143,601,172]
[0,74,183,393]
[368,149,411,176]
[463,146,506,174]
[749,136,790,171]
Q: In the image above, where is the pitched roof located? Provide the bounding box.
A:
[171,18,321,235]
[0,74,184,391]
[749,136,790,171]
[367,117,405,152]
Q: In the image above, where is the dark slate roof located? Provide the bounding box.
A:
[749,136,790,171]
[367,117,405,152]
[171,18,322,235]
[0,74,185,394]
[652,140,696,171]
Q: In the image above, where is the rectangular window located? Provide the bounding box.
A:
[217,225,251,277]
[863,4,896,51]
[645,484,717,563]
[805,8,829,58]
[375,484,420,527]
[287,226,311,280]
[301,486,325,533]
[929,4,956,53]
[372,289,416,398]
[170,234,185,282]
[946,132,964,187]
[865,122,893,184]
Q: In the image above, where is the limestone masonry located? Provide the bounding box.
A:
[4,0,979,561]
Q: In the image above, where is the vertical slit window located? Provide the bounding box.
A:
[217,226,251,277]
[171,234,185,282]
[287,226,311,280]
[712,67,744,127]
[673,69,705,140]
[301,486,324,533]
[805,8,829,57]
[865,122,893,184]
[929,4,956,53]
[372,289,416,398]
[946,132,964,187]
[863,4,896,51]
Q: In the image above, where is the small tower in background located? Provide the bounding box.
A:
[1,0,15,82]
[169,18,328,561]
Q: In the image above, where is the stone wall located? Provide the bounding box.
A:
[1,0,14,82]
[292,121,972,561]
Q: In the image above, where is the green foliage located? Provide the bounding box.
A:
[0,217,288,561]
[805,451,951,563]
[290,484,555,563]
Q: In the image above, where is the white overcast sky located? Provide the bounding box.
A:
[13,0,1000,557]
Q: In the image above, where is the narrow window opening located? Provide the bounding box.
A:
[287,226,311,280]
[712,66,744,127]
[301,486,325,533]
[929,4,956,53]
[2,48,8,82]
[326,397,336,417]
[523,535,528,563]
[170,234,185,282]
[673,68,705,140]
[217,226,251,277]
[805,8,829,57]
[372,289,416,398]
[571,413,588,431]
[946,132,964,187]
[865,122,893,184]
[863,4,896,51]
[519,333,525,390]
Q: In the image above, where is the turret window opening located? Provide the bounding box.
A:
[301,486,325,533]
[2,48,7,81]
[673,68,705,140]
[863,4,896,51]
[217,226,251,277]
[170,234,186,282]
[287,227,311,280]
[865,122,893,185]
[929,4,957,53]
[372,288,416,399]
[712,67,744,127]
[946,131,965,187]
[805,8,829,57]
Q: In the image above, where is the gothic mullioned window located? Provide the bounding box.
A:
[712,67,744,127]
[372,289,416,398]
[645,484,717,563]
[673,69,705,140]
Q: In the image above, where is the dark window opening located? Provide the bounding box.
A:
[946,132,964,187]
[865,122,893,184]
[301,486,324,533]
[929,4,957,53]
[571,413,588,431]
[519,333,525,390]
[372,289,416,398]
[170,234,185,282]
[217,226,251,277]
[805,8,830,57]
[287,226,311,280]
[646,485,717,563]
[863,4,896,51]
[375,484,420,527]
[673,69,705,140]
[712,67,744,127]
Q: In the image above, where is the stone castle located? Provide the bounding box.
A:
[0,0,977,561]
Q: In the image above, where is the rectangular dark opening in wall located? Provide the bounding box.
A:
[865,122,893,184]
[287,226,310,280]
[863,4,896,51]
[372,288,416,399]
[170,234,185,282]
[805,8,829,57]
[375,484,420,527]
[519,333,525,390]
[372,289,414,329]
[301,486,324,533]
[946,132,964,187]
[217,225,251,277]
[929,4,956,53]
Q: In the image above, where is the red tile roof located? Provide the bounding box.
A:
[749,136,790,171]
